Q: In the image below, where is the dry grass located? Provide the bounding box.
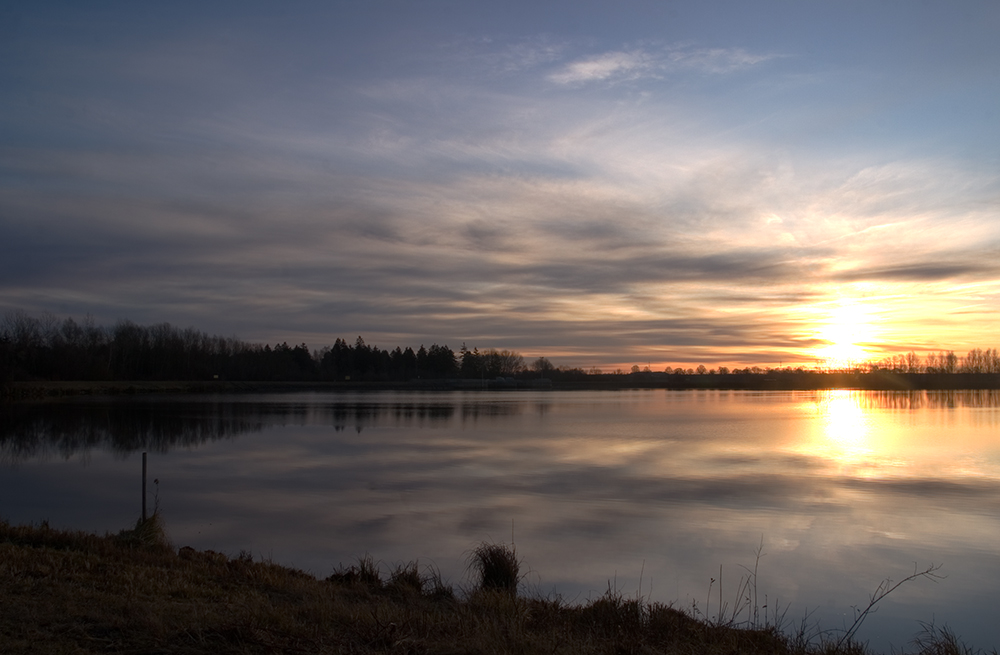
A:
[468,541,521,594]
[0,521,991,655]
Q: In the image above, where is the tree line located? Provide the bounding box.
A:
[3,310,999,384]
[0,311,531,383]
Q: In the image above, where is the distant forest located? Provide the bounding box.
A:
[2,311,1000,388]
[0,311,526,383]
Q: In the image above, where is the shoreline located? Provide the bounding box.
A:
[0,518,973,655]
[4,372,1000,402]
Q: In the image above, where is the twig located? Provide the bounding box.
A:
[836,562,944,649]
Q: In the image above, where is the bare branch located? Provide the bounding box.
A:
[836,562,945,649]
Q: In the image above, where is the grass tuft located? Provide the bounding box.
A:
[580,584,646,641]
[424,564,457,602]
[468,540,521,594]
[327,553,383,588]
[387,560,423,595]
[114,512,171,550]
[910,621,989,655]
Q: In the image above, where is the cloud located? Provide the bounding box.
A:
[3,19,1000,365]
[548,44,779,84]
[548,49,654,84]
[664,45,778,73]
[4,123,1000,363]
[832,260,1000,283]
[474,35,568,74]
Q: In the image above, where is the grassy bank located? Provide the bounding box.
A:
[0,519,988,654]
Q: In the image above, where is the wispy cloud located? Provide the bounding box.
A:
[481,35,568,73]
[549,49,654,84]
[548,44,779,84]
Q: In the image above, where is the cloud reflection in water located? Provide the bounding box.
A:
[2,390,1000,650]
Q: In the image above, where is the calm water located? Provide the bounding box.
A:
[2,389,999,650]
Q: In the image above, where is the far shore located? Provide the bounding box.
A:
[4,371,1000,402]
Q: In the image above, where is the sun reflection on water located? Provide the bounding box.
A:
[783,389,1000,483]
[796,389,906,478]
[822,390,871,452]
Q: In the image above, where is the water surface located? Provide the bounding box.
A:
[2,389,999,650]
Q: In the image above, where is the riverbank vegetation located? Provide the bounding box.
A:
[2,310,1000,393]
[0,519,986,654]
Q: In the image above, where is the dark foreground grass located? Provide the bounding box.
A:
[0,522,989,655]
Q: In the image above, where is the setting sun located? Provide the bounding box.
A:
[814,301,875,369]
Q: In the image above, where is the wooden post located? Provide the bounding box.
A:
[142,452,147,522]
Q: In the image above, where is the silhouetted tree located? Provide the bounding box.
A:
[425,344,458,378]
[460,344,481,379]
[531,357,555,375]
[944,351,958,374]
[481,349,524,377]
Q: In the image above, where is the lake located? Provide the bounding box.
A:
[2,389,999,650]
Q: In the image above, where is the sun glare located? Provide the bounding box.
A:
[814,301,874,369]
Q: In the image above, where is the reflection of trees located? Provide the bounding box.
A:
[321,401,530,428]
[0,399,533,461]
[460,402,524,422]
[840,389,1000,410]
[0,401,269,462]
[321,403,456,431]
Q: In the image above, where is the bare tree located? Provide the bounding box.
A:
[531,357,554,375]
[482,349,524,377]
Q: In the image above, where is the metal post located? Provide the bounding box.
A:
[142,452,147,522]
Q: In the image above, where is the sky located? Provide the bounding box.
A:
[2,1,999,370]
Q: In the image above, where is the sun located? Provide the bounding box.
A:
[814,301,874,369]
